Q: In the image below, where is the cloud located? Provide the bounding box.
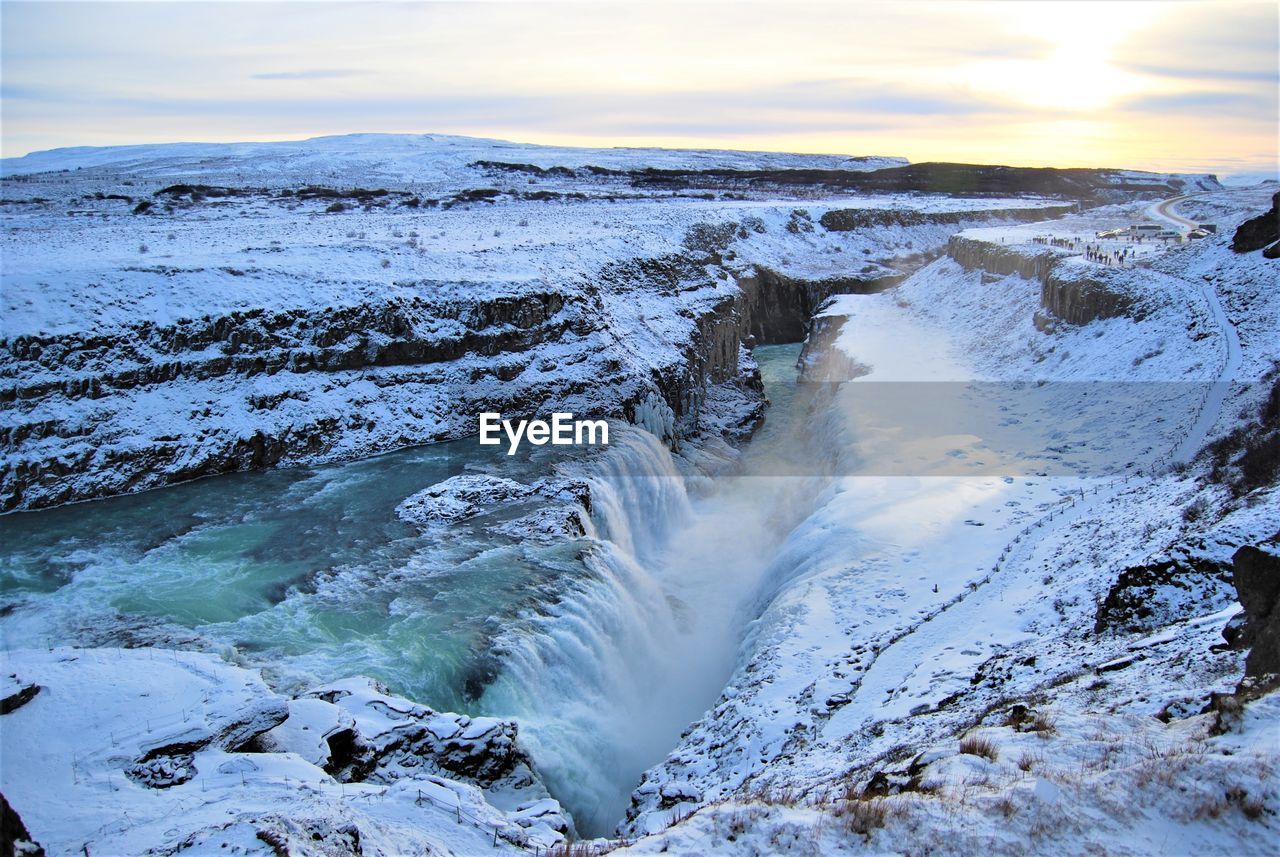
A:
[1121,62,1278,84]
[758,79,1022,117]
[1116,3,1277,85]
[251,69,370,81]
[0,83,52,101]
[0,80,985,151]
[1119,90,1277,119]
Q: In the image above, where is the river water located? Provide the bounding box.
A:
[0,344,811,836]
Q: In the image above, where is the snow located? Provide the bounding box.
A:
[1,134,1070,512]
[2,133,1276,855]
[0,647,567,856]
[622,188,1280,851]
[0,132,909,182]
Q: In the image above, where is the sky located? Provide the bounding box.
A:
[1,0,1276,176]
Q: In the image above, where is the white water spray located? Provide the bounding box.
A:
[481,346,831,836]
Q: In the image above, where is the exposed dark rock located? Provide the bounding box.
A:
[1002,703,1055,732]
[0,682,40,715]
[835,163,1200,200]
[657,782,701,809]
[155,184,259,200]
[1231,544,1280,679]
[127,749,198,788]
[633,164,1208,200]
[217,699,292,751]
[1040,268,1138,325]
[948,235,1144,326]
[0,793,45,857]
[948,235,1060,281]
[796,313,870,383]
[737,267,897,346]
[821,204,1073,232]
[323,728,374,781]
[2,292,576,405]
[468,158,1214,200]
[127,698,288,788]
[1222,611,1249,648]
[858,749,948,798]
[1230,192,1279,253]
[1095,552,1233,635]
[1032,310,1058,334]
[304,680,533,789]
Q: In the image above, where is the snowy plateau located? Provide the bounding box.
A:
[0,133,1278,857]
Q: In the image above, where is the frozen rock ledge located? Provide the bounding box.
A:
[0,647,570,855]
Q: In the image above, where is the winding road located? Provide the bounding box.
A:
[1148,193,1244,464]
[1147,194,1201,233]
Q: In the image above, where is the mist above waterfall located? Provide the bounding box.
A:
[473,344,835,835]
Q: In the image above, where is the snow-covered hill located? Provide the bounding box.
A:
[1,135,1275,856]
[1,136,1073,512]
[0,132,908,186]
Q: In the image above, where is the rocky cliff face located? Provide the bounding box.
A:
[947,235,1145,326]
[821,204,1074,233]
[1230,543,1280,682]
[1230,191,1279,256]
[1039,266,1141,325]
[0,286,607,510]
[734,267,901,345]
[947,234,1062,281]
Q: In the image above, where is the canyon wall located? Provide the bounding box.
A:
[947,234,1147,326]
[2,170,1083,512]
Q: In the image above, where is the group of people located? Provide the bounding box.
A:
[1031,235,1080,249]
[1084,244,1131,267]
[1010,223,1186,268]
[1024,233,1142,268]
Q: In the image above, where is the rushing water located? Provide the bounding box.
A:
[0,432,595,712]
[472,343,825,833]
[0,343,810,836]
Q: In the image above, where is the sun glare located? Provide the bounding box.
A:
[959,1,1154,111]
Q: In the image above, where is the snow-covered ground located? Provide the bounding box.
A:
[1,135,1276,856]
[0,647,568,856]
[1,136,1073,512]
[618,187,1280,853]
[0,132,908,185]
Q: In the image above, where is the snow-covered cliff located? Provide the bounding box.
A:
[3,136,1273,856]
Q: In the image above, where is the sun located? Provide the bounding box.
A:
[957,1,1155,112]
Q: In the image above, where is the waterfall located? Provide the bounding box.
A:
[476,346,825,837]
[579,425,693,560]
[477,424,696,837]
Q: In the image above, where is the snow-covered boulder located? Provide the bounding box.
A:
[397,473,591,542]
[303,676,542,789]
[255,696,357,768]
[0,648,570,855]
[396,474,535,524]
